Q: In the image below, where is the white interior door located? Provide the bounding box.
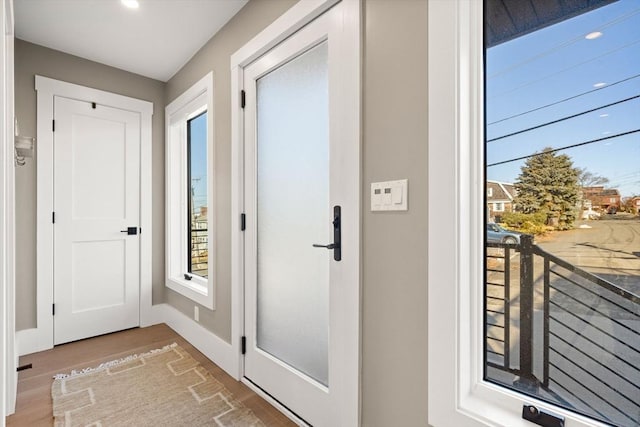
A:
[53,96,140,345]
[243,5,356,425]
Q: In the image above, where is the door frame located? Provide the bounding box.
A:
[230,0,361,424]
[1,0,16,415]
[26,76,153,354]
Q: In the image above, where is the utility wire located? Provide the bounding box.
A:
[487,129,640,167]
[488,73,640,126]
[488,38,640,100]
[487,94,640,143]
[488,8,640,80]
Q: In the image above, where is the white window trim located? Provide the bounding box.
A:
[428,2,608,427]
[1,0,16,415]
[494,202,504,212]
[165,72,215,310]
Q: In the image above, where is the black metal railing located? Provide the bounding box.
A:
[486,235,640,427]
[485,242,515,371]
[190,227,208,278]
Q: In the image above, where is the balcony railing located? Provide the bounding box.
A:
[190,227,208,278]
[486,235,640,427]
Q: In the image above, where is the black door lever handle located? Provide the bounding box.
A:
[313,243,338,249]
[311,206,341,261]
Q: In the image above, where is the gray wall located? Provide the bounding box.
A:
[164,0,297,342]
[361,1,429,425]
[14,39,166,330]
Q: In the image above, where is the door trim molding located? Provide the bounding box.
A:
[230,0,361,425]
[2,0,16,415]
[26,76,153,354]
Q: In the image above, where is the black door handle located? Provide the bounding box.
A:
[312,206,341,261]
[312,243,338,249]
[120,227,138,235]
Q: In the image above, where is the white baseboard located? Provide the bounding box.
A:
[152,303,239,380]
[16,328,49,356]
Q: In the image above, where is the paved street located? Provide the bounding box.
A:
[537,214,640,296]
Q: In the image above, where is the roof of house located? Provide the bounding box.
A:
[487,181,516,202]
[583,187,621,198]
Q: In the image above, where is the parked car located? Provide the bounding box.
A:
[486,223,521,245]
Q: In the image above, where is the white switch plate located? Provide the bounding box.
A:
[371,179,408,211]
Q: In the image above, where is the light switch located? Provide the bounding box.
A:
[392,186,403,204]
[382,187,392,204]
[371,186,383,209]
[371,179,408,211]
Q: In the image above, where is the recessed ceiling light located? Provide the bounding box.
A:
[121,0,139,9]
[593,82,607,88]
[585,31,603,40]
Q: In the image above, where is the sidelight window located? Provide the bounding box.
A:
[165,73,215,309]
[187,111,208,279]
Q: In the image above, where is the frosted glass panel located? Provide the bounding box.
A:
[256,41,329,386]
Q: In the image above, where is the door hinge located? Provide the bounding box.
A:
[52,303,55,316]
[241,336,246,355]
[240,90,246,109]
[240,213,246,231]
[52,212,55,224]
[52,120,55,132]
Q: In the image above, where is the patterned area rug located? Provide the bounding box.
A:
[52,343,265,426]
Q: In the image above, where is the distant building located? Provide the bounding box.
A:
[631,196,640,215]
[487,180,516,221]
[582,186,621,213]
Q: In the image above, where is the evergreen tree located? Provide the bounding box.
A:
[514,148,579,229]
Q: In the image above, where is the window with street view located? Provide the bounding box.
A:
[187,111,208,278]
[484,1,640,426]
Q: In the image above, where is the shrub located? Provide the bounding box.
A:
[501,212,546,227]
[518,221,549,235]
[500,212,549,235]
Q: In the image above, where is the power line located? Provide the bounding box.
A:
[487,129,640,167]
[487,73,640,126]
[488,38,640,100]
[488,8,640,80]
[487,94,640,143]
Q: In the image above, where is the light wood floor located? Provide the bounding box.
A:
[5,324,296,426]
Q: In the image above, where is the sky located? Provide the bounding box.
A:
[189,112,207,212]
[486,0,640,198]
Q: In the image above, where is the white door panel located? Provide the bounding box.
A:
[54,96,140,345]
[71,114,127,219]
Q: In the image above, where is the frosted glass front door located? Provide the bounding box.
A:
[256,41,329,385]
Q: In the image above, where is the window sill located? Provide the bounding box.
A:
[166,276,213,310]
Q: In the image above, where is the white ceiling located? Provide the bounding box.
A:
[14,0,249,82]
